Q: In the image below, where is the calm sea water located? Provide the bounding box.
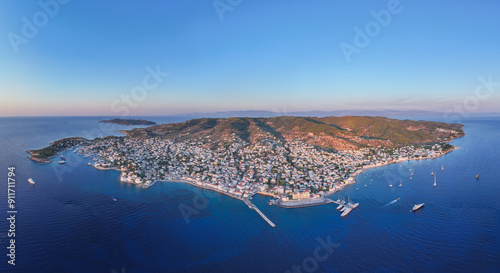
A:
[0,116,499,273]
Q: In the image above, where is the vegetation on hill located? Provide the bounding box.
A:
[122,116,464,150]
[99,118,156,125]
[27,137,87,163]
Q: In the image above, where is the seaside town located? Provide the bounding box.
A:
[76,134,449,207]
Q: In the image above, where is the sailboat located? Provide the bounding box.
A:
[433,174,437,187]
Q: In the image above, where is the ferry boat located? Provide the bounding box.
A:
[411,203,425,212]
[28,178,35,185]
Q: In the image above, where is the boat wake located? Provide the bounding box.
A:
[383,198,400,207]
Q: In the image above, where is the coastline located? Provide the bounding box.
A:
[35,141,460,210]
[99,146,460,209]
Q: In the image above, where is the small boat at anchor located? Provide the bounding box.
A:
[28,178,35,184]
[412,203,425,212]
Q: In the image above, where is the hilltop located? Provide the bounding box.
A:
[122,116,464,150]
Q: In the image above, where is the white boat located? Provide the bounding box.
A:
[475,173,480,179]
[412,203,425,212]
[28,178,35,185]
[336,203,343,210]
[352,203,359,208]
[431,170,434,176]
[399,181,402,187]
[341,207,352,217]
[389,183,392,188]
[59,160,66,164]
[433,174,437,187]
[441,165,444,171]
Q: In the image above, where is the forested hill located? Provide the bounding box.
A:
[122,116,464,150]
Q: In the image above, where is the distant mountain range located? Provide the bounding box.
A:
[173,110,500,120]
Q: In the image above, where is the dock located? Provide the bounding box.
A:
[243,198,276,227]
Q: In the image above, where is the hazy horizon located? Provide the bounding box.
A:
[1,0,499,117]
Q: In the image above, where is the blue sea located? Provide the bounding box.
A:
[0,116,499,273]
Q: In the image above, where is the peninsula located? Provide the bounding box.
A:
[99,118,156,126]
[28,116,464,206]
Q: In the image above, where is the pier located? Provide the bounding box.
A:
[243,198,276,227]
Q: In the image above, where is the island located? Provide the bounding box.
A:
[99,118,156,126]
[28,116,464,222]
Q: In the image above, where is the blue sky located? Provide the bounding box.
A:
[1,0,499,116]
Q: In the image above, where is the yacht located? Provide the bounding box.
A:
[341,207,352,217]
[433,174,437,187]
[475,173,480,179]
[28,178,35,185]
[412,203,425,212]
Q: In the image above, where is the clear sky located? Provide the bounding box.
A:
[1,0,499,116]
